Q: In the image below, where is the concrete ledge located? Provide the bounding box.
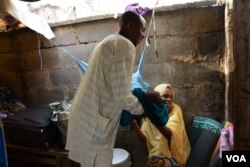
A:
[49,0,224,28]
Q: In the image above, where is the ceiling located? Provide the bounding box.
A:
[0,0,54,39]
[0,12,24,32]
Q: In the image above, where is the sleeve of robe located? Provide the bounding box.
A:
[108,37,143,115]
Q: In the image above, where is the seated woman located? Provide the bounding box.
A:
[131,83,191,167]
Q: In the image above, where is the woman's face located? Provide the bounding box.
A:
[161,87,174,109]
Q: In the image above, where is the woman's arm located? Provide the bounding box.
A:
[156,125,172,148]
[131,119,147,145]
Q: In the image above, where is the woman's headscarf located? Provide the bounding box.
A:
[154,83,174,100]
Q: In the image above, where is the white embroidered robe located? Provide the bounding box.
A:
[66,34,143,167]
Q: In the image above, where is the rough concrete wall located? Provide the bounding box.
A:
[141,6,225,127]
[0,19,119,107]
[0,6,225,166]
[234,0,250,150]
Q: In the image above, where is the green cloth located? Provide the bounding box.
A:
[120,88,169,127]
[186,117,223,167]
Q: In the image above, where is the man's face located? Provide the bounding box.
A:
[129,17,146,46]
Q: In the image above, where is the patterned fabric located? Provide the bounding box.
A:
[49,100,72,145]
[49,100,72,114]
[66,34,143,167]
[141,84,190,165]
[192,116,224,134]
[186,117,223,167]
[147,156,178,167]
[219,124,234,158]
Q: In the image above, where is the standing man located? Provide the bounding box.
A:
[66,11,146,167]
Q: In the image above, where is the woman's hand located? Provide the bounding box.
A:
[131,118,139,127]
[131,118,147,145]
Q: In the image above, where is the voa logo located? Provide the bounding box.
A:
[226,155,247,163]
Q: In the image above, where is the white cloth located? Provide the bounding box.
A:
[66,34,143,167]
[3,0,55,39]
